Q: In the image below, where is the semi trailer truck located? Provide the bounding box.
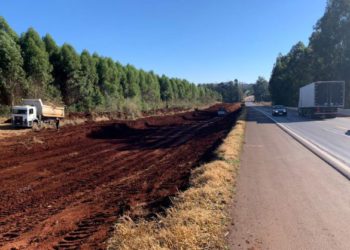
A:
[12,99,64,128]
[298,81,345,118]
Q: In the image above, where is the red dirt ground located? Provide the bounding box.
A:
[0,103,241,250]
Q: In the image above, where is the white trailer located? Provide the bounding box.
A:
[298,81,345,118]
[12,99,64,128]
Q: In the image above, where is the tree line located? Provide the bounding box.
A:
[0,16,220,113]
[203,79,244,103]
[253,77,270,102]
[204,78,272,103]
[269,0,350,107]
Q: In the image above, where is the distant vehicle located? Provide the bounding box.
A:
[272,105,287,116]
[12,99,64,128]
[298,81,345,118]
[217,107,228,116]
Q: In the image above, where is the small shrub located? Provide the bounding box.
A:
[0,105,11,116]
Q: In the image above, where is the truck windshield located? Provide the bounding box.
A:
[13,109,27,114]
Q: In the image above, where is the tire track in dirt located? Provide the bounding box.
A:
[0,104,240,250]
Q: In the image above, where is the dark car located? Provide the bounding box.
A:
[272,105,287,116]
[217,107,228,116]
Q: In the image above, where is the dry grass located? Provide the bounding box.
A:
[32,136,44,144]
[254,101,272,106]
[60,118,86,127]
[0,117,9,124]
[107,109,247,250]
[93,116,110,122]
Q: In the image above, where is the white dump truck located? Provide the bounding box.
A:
[298,81,345,118]
[12,99,64,128]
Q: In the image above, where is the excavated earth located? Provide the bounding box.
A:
[0,103,241,250]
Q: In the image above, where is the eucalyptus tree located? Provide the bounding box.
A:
[20,28,53,98]
[0,30,25,105]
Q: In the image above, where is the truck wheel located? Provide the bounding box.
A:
[32,121,41,131]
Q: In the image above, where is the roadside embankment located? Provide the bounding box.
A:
[0,104,217,139]
[107,108,246,250]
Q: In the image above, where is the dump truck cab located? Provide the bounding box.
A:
[12,105,38,127]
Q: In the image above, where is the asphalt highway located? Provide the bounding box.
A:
[229,108,350,250]
[252,104,350,168]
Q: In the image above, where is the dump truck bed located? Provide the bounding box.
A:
[42,104,64,118]
[22,99,64,118]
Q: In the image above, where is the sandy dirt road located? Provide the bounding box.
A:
[0,104,240,250]
[229,108,350,250]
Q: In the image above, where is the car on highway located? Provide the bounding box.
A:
[272,105,287,116]
[217,107,228,116]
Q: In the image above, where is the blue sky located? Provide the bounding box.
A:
[1,0,327,83]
